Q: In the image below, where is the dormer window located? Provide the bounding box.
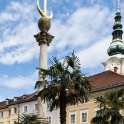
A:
[6,98,9,105]
[14,97,18,102]
[23,94,27,99]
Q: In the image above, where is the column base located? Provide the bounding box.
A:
[32,118,49,124]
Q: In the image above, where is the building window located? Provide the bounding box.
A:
[82,99,87,103]
[0,111,3,118]
[82,113,87,122]
[34,103,38,110]
[70,112,77,124]
[71,114,75,124]
[14,108,17,114]
[13,121,17,124]
[80,110,88,123]
[47,116,51,123]
[47,102,51,110]
[8,110,11,116]
[23,105,28,112]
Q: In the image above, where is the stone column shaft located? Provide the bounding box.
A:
[37,44,48,119]
[34,29,54,123]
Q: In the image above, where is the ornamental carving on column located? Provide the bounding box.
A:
[34,30,54,46]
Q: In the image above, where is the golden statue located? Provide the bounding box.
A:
[36,0,53,20]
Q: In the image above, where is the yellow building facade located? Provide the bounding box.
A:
[66,71,124,124]
[0,104,18,124]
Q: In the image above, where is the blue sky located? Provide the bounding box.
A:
[0,0,124,101]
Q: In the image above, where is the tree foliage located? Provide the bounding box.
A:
[35,51,91,124]
[15,114,37,124]
[91,88,124,124]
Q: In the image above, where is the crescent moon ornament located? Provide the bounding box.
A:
[36,0,53,20]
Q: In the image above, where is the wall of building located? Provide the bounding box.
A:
[104,57,124,75]
[0,105,18,124]
[19,100,38,116]
[66,88,124,124]
[46,109,58,124]
[19,100,59,124]
[67,99,95,124]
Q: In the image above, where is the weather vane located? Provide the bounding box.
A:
[118,0,120,11]
[36,0,53,20]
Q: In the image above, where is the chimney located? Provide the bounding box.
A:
[114,67,118,73]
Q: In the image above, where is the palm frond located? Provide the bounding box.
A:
[38,86,60,102]
[92,88,124,124]
[35,80,47,89]
[50,98,60,111]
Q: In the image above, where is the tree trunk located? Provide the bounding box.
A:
[60,85,66,124]
[111,115,118,124]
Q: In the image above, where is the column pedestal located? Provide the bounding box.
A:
[32,118,49,124]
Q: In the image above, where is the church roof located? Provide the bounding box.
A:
[88,70,124,92]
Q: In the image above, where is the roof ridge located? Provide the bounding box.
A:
[112,70,124,77]
[0,91,37,105]
[88,70,124,78]
[88,70,110,78]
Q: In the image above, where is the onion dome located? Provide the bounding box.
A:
[107,9,124,56]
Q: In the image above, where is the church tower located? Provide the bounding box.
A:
[104,0,124,74]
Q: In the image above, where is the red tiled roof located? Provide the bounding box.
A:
[88,70,124,90]
[0,92,38,109]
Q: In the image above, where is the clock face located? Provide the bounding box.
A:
[107,59,120,70]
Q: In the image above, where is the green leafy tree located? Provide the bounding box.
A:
[15,114,37,124]
[35,52,91,124]
[91,88,124,124]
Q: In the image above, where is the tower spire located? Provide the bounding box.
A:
[107,0,124,57]
[118,0,120,11]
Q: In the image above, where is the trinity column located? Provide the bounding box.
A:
[34,0,54,123]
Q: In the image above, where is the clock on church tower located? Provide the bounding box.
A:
[107,59,120,70]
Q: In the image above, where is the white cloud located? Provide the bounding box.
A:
[0,1,39,64]
[0,0,124,71]
[52,5,108,46]
[0,71,38,89]
[0,0,123,96]
[77,36,111,68]
[0,95,5,101]
[49,3,124,70]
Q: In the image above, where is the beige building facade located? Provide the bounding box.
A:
[0,103,18,124]
[66,71,124,124]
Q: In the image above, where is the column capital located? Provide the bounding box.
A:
[34,29,54,46]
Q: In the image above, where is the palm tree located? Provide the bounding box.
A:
[35,51,91,124]
[91,88,124,124]
[15,114,37,124]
